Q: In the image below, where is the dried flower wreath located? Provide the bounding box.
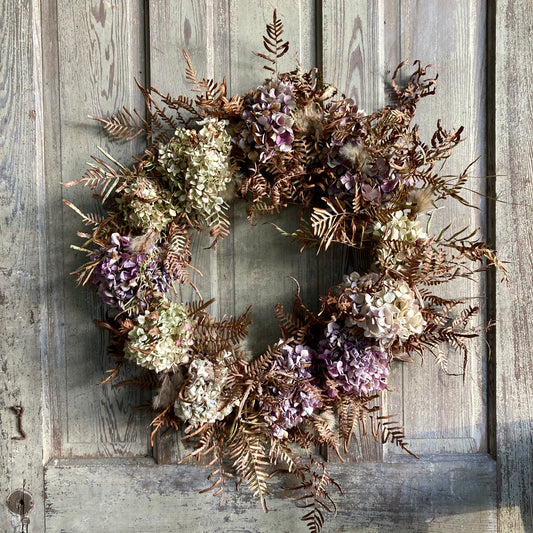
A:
[65,11,505,532]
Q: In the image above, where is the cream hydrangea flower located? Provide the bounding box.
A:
[372,210,427,269]
[174,351,237,426]
[344,272,426,344]
[116,178,176,232]
[158,118,232,218]
[125,301,194,372]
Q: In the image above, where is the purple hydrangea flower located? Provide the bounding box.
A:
[318,322,389,397]
[262,344,322,439]
[237,80,296,162]
[326,121,400,204]
[90,232,170,310]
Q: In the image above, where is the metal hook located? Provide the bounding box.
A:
[11,405,27,440]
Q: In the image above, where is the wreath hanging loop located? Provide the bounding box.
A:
[64,9,506,532]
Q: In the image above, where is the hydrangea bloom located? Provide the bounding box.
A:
[318,322,389,397]
[344,272,426,344]
[327,125,400,205]
[158,118,232,218]
[117,177,177,232]
[262,344,322,439]
[237,79,296,162]
[90,233,170,310]
[125,301,194,372]
[174,352,237,426]
[372,210,428,269]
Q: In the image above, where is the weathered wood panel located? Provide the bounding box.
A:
[147,0,231,464]
[149,0,319,463]
[321,0,488,460]
[382,0,488,456]
[495,1,533,531]
[0,0,46,530]
[44,455,497,532]
[49,0,151,458]
[321,0,385,462]
[148,0,215,306]
[8,0,531,531]
[229,0,318,356]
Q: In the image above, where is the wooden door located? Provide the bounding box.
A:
[2,1,532,532]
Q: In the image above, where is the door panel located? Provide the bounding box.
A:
[0,1,46,531]
[44,456,496,532]
[10,0,533,531]
[46,0,493,523]
[49,0,151,459]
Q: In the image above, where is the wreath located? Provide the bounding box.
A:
[64,10,506,532]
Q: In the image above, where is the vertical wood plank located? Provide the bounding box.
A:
[382,0,488,457]
[148,0,215,307]
[230,0,318,356]
[322,0,385,461]
[0,0,45,529]
[148,0,225,463]
[149,0,318,463]
[51,0,149,457]
[495,1,533,531]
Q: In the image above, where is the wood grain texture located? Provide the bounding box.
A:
[382,0,488,457]
[495,1,533,531]
[320,0,489,462]
[44,455,496,532]
[16,0,532,530]
[321,0,385,462]
[0,0,46,530]
[230,0,318,356]
[150,0,319,463]
[148,0,214,306]
[148,0,228,464]
[48,0,151,458]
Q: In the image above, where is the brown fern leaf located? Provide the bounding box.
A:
[182,49,227,109]
[194,306,253,349]
[149,87,201,127]
[164,221,195,285]
[242,343,284,380]
[274,303,306,341]
[227,421,271,512]
[89,107,151,141]
[208,217,230,249]
[370,414,418,458]
[100,361,123,385]
[252,9,289,74]
[179,424,216,463]
[309,413,340,456]
[289,456,341,533]
[150,406,180,446]
[135,80,182,133]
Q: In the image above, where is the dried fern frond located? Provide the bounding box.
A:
[89,107,151,141]
[252,9,289,74]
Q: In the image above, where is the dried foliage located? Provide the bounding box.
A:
[64,10,506,533]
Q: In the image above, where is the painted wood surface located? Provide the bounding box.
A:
[2,0,533,531]
[0,1,46,531]
[322,0,488,460]
[46,0,153,459]
[382,0,488,457]
[495,1,533,531]
[44,456,496,533]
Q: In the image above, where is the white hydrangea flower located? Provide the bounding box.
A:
[158,118,232,218]
[344,272,426,344]
[372,210,427,269]
[117,179,176,232]
[125,301,194,372]
[174,351,237,426]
